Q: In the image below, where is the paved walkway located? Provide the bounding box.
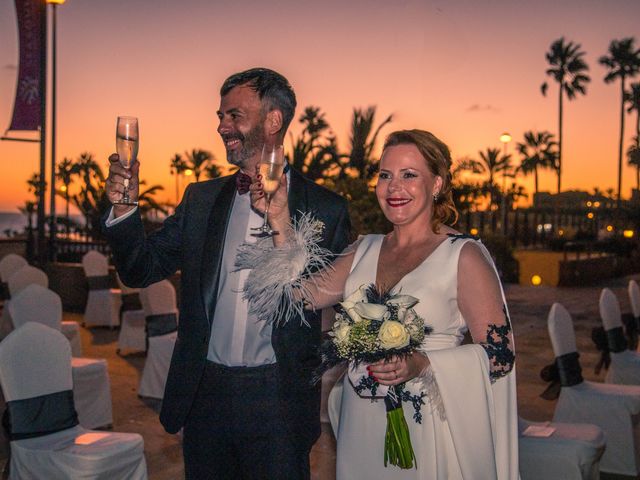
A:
[2,273,639,479]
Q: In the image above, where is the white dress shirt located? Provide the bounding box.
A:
[207,188,277,366]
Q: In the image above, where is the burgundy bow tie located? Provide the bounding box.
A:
[236,172,252,195]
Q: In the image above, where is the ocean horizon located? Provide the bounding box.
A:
[0,211,86,238]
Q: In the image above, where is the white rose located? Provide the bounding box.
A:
[333,321,351,344]
[353,302,389,321]
[378,320,410,349]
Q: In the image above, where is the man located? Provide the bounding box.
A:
[103,68,351,479]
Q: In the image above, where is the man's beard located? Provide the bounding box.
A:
[225,123,265,169]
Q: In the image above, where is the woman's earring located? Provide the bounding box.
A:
[433,192,439,202]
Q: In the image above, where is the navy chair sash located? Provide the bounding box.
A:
[121,293,142,312]
[0,281,9,301]
[3,390,78,441]
[607,326,628,353]
[622,312,639,350]
[87,275,112,291]
[540,352,583,400]
[145,313,178,338]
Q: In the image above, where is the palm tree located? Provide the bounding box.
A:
[137,181,169,220]
[628,136,640,192]
[288,106,341,181]
[69,153,105,235]
[599,37,640,203]
[516,131,558,195]
[345,106,393,179]
[289,106,329,170]
[27,172,46,200]
[541,37,591,194]
[169,153,188,205]
[56,157,74,232]
[474,147,512,211]
[204,163,222,180]
[625,83,640,191]
[183,149,214,182]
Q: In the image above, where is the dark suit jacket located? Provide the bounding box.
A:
[104,169,350,450]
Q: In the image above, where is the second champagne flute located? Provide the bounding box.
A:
[252,144,286,236]
[114,116,139,206]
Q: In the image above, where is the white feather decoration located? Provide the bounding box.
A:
[235,213,334,326]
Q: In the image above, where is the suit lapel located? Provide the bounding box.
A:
[200,175,237,326]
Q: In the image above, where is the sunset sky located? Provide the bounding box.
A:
[1,0,639,213]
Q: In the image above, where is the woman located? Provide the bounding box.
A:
[241,129,518,479]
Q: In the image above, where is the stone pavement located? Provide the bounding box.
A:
[2,273,639,479]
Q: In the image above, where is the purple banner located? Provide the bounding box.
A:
[8,0,45,132]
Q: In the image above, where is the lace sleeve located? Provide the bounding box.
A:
[457,241,515,381]
[235,214,357,325]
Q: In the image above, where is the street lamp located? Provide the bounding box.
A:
[500,132,511,234]
[47,0,66,261]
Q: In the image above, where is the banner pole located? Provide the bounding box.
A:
[37,0,47,266]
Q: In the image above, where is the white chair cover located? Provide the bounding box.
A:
[600,288,623,330]
[0,253,27,283]
[518,417,605,480]
[137,332,177,399]
[61,321,83,357]
[117,275,146,353]
[138,280,178,399]
[7,284,82,355]
[82,250,110,277]
[629,280,640,319]
[548,302,640,476]
[4,284,81,355]
[118,310,146,353]
[0,323,147,480]
[71,357,113,429]
[8,284,112,428]
[7,265,48,297]
[1,265,48,339]
[8,284,62,331]
[82,251,122,328]
[599,288,640,385]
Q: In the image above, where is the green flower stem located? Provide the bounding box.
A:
[383,389,417,469]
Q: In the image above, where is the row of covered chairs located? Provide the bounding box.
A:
[4,281,113,430]
[1,250,177,399]
[1,259,83,355]
[596,285,640,385]
[0,322,147,479]
[545,297,640,478]
[0,251,180,478]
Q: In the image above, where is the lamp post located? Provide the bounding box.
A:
[47,0,65,262]
[499,132,511,234]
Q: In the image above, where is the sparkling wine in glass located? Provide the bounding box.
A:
[114,116,139,206]
[252,144,286,237]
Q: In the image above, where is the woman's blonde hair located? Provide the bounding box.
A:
[382,129,458,232]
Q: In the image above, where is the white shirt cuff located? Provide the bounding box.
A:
[105,206,138,227]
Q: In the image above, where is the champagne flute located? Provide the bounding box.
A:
[252,144,286,237]
[114,116,139,206]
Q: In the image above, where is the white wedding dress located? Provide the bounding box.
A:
[334,235,519,480]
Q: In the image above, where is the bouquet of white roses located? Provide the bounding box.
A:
[316,284,431,470]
